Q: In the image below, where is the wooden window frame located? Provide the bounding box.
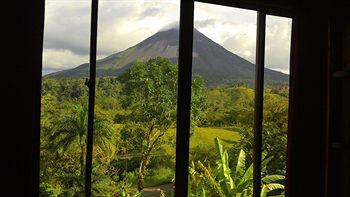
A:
[82,0,294,196]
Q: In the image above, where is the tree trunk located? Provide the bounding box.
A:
[137,154,150,191]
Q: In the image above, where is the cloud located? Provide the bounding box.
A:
[139,7,161,19]
[160,21,179,31]
[220,24,257,64]
[43,0,180,70]
[193,3,291,73]
[265,15,292,73]
[42,49,89,71]
[194,19,216,28]
[43,1,91,55]
[42,0,291,74]
[95,1,180,55]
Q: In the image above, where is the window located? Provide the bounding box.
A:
[94,1,180,194]
[40,0,91,195]
[40,0,292,196]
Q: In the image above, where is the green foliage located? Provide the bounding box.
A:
[118,57,207,190]
[118,57,179,190]
[39,182,63,197]
[189,138,285,197]
[41,78,88,102]
[230,89,289,175]
[47,103,116,160]
[40,56,288,196]
[119,57,178,127]
[214,137,235,195]
[190,145,217,167]
[191,75,209,130]
[144,167,174,187]
[41,103,116,196]
[202,86,254,127]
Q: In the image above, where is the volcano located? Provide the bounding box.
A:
[46,28,288,86]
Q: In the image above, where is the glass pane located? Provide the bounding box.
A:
[189,3,258,196]
[93,1,179,196]
[262,15,292,195]
[40,0,91,196]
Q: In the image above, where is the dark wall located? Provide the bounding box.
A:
[286,2,350,197]
[2,0,347,196]
[3,1,44,195]
[326,4,350,196]
[286,6,328,196]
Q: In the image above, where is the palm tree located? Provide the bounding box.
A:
[47,104,115,178]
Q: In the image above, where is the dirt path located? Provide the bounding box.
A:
[142,183,174,197]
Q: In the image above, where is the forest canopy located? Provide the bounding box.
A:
[40,57,288,196]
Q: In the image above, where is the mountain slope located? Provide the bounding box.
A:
[47,28,288,86]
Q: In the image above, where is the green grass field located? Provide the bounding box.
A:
[190,127,240,147]
[114,124,240,154]
[162,126,240,155]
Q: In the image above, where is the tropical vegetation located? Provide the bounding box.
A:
[40,57,288,196]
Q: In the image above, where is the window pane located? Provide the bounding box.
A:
[93,1,179,195]
[262,15,292,195]
[40,0,91,195]
[189,3,258,196]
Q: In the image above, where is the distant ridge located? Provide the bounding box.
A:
[46,28,288,86]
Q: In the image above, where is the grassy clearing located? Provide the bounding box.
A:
[162,127,240,155]
[114,124,240,155]
[190,127,240,147]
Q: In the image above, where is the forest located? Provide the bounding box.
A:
[40,57,288,196]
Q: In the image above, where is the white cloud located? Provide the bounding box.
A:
[221,25,257,64]
[43,1,91,55]
[96,1,180,56]
[43,0,292,74]
[42,49,89,74]
[43,0,180,71]
[193,2,292,73]
[265,15,292,74]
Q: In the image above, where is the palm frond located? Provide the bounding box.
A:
[262,183,285,193]
[234,149,246,179]
[261,175,285,184]
[238,163,253,187]
[214,137,234,195]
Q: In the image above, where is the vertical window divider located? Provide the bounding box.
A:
[175,0,194,196]
[85,0,99,196]
[253,11,266,197]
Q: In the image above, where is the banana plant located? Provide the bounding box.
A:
[189,137,285,197]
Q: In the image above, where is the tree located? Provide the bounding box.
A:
[118,57,207,191]
[202,86,255,127]
[47,104,115,184]
[230,90,289,175]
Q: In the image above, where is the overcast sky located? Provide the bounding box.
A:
[42,0,292,75]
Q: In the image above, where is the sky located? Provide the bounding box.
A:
[42,0,292,75]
